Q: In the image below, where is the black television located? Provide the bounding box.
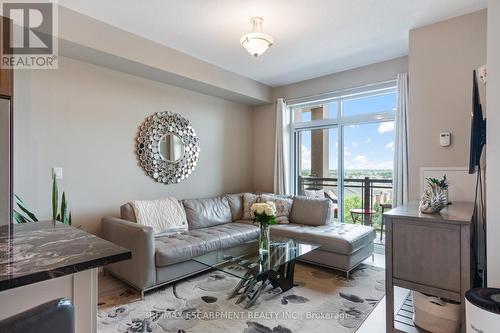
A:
[469,70,486,174]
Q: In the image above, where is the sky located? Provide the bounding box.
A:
[300,92,396,172]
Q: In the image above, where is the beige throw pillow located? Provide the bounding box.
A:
[259,194,293,224]
[242,193,260,220]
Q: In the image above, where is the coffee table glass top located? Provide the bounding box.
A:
[192,238,320,280]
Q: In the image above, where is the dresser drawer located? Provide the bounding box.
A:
[392,219,461,292]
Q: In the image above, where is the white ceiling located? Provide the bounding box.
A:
[60,0,487,87]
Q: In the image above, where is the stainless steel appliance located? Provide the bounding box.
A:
[0,97,10,226]
[0,16,13,226]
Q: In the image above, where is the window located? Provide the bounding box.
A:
[343,92,396,116]
[291,84,396,230]
[294,101,338,123]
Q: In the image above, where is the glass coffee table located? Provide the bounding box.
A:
[193,237,320,308]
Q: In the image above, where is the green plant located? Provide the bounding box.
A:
[343,195,362,223]
[426,175,448,189]
[14,175,72,225]
[13,195,39,223]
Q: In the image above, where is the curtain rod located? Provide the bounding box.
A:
[282,79,398,105]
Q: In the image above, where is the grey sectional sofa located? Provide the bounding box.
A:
[101,194,375,296]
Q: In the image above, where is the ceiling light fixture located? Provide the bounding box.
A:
[240,17,273,57]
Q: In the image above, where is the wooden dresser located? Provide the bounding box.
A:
[385,202,474,333]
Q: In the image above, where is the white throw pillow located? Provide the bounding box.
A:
[129,198,188,235]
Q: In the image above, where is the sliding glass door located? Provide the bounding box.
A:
[292,84,397,228]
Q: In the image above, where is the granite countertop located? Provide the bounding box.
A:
[0,221,131,291]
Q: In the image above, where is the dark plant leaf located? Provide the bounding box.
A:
[14,194,24,203]
[61,192,68,224]
[52,174,58,221]
[16,201,38,222]
[13,210,28,223]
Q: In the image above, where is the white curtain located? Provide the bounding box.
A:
[393,73,409,207]
[274,98,291,195]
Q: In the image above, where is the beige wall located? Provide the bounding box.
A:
[408,10,487,200]
[274,57,409,100]
[487,0,500,287]
[252,57,409,193]
[14,56,254,234]
[252,103,276,193]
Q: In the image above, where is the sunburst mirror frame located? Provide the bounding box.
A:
[136,111,200,184]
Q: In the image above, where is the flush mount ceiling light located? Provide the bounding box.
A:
[240,17,274,57]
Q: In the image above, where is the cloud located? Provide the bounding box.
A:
[344,147,352,156]
[352,142,359,147]
[365,139,371,144]
[347,155,393,170]
[385,141,394,151]
[353,155,368,163]
[378,121,395,133]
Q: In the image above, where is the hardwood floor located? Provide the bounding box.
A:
[357,251,410,333]
[98,271,141,309]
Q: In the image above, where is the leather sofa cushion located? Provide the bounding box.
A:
[290,196,332,226]
[182,197,232,230]
[271,223,375,255]
[233,219,253,225]
[120,203,137,222]
[226,194,243,221]
[155,223,259,267]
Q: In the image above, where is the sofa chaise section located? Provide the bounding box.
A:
[271,223,375,275]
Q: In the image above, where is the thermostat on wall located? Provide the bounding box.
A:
[440,132,451,147]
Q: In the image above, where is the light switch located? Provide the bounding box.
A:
[52,167,63,180]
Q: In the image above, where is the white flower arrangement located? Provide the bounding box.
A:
[250,201,277,226]
[251,202,276,216]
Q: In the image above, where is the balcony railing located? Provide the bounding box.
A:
[298,176,393,227]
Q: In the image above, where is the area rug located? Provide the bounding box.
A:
[97,263,385,333]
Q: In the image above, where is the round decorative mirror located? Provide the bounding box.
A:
[158,133,184,162]
[136,111,200,184]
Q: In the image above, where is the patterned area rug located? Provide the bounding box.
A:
[98,263,385,333]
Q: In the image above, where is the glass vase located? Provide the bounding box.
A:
[259,223,270,254]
